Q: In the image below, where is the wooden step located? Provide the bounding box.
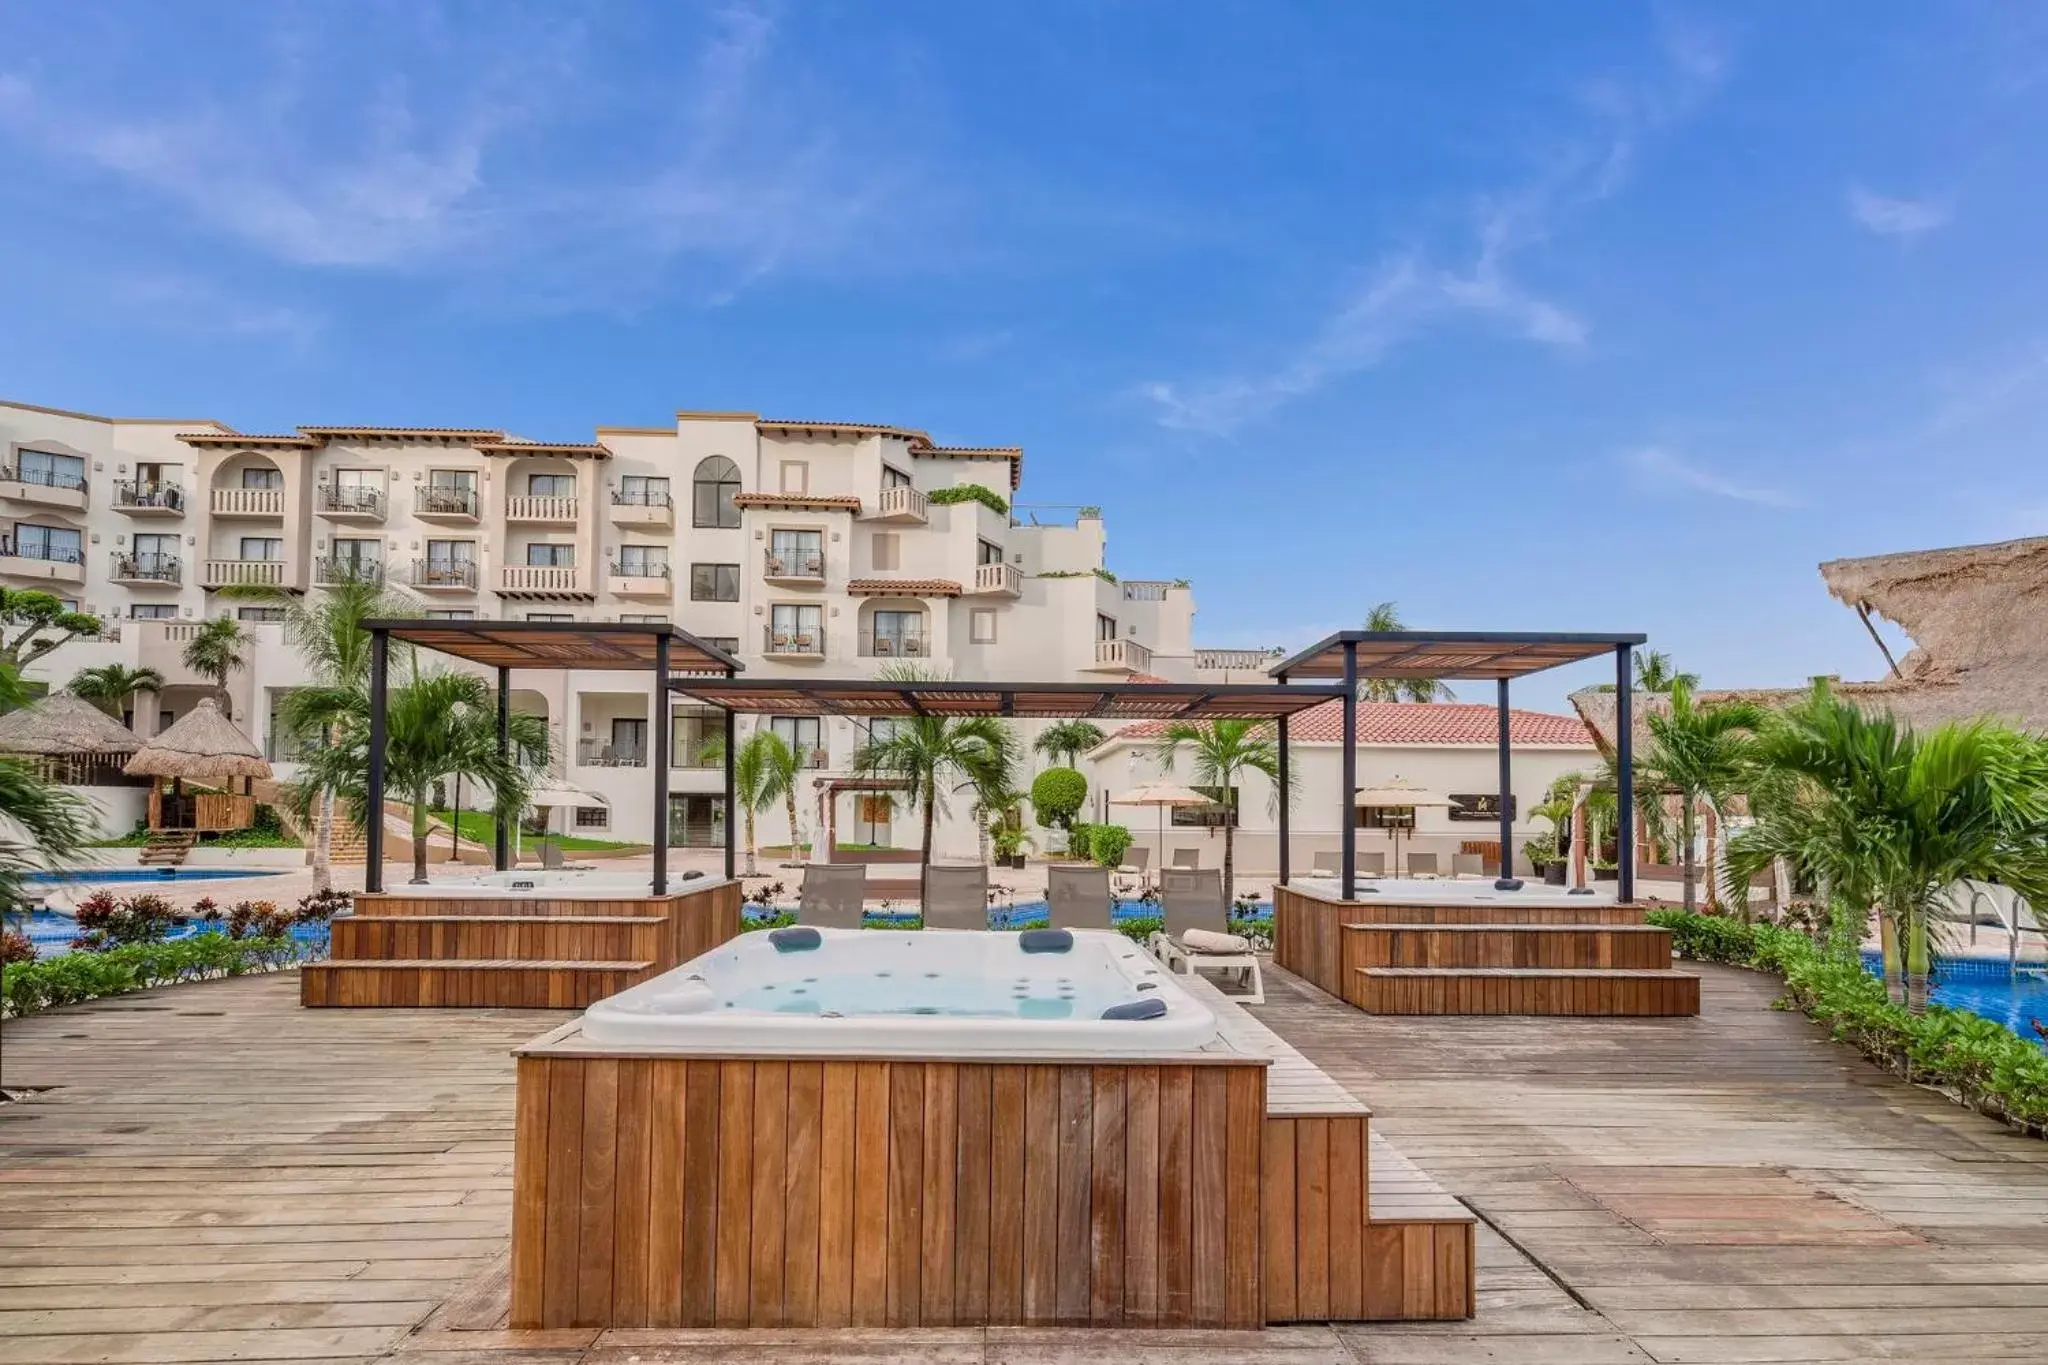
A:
[300,958,653,1009]
[1352,966,1700,1017]
[330,914,668,963]
[1337,902,1646,926]
[1341,923,1674,971]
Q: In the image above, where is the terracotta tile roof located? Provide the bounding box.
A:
[757,418,934,443]
[732,492,863,513]
[176,431,318,448]
[298,426,505,439]
[475,440,611,458]
[845,578,964,597]
[1129,672,1174,685]
[1108,699,1596,747]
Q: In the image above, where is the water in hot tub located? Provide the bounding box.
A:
[719,937,1150,1020]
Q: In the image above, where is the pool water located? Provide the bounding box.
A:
[25,868,283,885]
[729,965,1101,1019]
[10,909,328,958]
[1861,951,2048,1043]
[739,899,1272,929]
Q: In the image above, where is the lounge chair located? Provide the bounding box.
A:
[1405,851,1440,878]
[1046,864,1114,931]
[1355,851,1387,877]
[798,864,867,930]
[1451,852,1486,879]
[1152,868,1263,1004]
[1311,851,1340,876]
[1120,846,1151,877]
[1169,848,1202,871]
[922,864,990,930]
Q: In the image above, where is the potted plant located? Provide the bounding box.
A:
[990,824,1031,869]
[1592,857,1619,882]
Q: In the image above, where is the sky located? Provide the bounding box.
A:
[3,1,2045,713]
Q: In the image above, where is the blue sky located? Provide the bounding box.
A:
[4,1,2045,712]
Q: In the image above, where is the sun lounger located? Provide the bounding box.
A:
[1404,851,1439,878]
[1152,868,1263,1003]
[798,864,867,930]
[1046,863,1114,931]
[1312,851,1340,875]
[1120,846,1151,876]
[1451,852,1486,879]
[922,864,990,930]
[1169,848,1202,871]
[1356,851,1386,877]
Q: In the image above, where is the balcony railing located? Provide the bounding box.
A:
[110,552,181,584]
[1121,580,1177,602]
[114,481,185,514]
[1195,648,1280,672]
[316,485,385,519]
[415,486,480,519]
[611,489,672,508]
[0,541,82,564]
[609,560,672,582]
[763,546,825,580]
[202,558,285,588]
[499,564,584,594]
[763,624,826,657]
[970,561,1021,595]
[874,484,928,522]
[505,494,578,522]
[859,631,927,659]
[0,464,88,494]
[410,559,477,590]
[1091,636,1153,673]
[314,557,384,586]
[210,486,285,517]
[577,739,648,768]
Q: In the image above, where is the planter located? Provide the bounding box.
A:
[1542,863,1567,887]
[1593,866,1619,882]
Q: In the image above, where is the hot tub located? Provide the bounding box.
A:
[581,927,1218,1054]
[399,869,680,898]
[1295,875,1618,906]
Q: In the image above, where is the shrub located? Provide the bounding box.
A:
[1030,767,1087,830]
[1,929,34,965]
[926,483,1010,516]
[1088,823,1133,868]
[294,887,351,923]
[2,932,300,1017]
[71,889,180,950]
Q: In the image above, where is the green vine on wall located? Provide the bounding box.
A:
[927,483,1010,516]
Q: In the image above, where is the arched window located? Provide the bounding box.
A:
[693,456,741,529]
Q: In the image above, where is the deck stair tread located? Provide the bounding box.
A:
[1368,1131,1473,1223]
[305,957,653,971]
[1361,965,1694,978]
[1181,973,1368,1117]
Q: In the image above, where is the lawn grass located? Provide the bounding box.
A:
[427,808,644,853]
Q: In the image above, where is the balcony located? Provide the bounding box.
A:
[0,542,85,585]
[505,494,578,524]
[114,481,185,517]
[762,545,825,585]
[201,558,286,589]
[210,487,284,518]
[967,561,1022,597]
[1195,648,1280,673]
[609,489,673,529]
[763,623,826,659]
[576,739,648,768]
[859,631,928,660]
[498,564,589,598]
[0,465,89,512]
[606,562,672,599]
[410,559,477,592]
[872,484,928,524]
[314,557,384,587]
[1121,580,1178,602]
[109,552,182,587]
[1086,636,1153,674]
[316,484,386,523]
[414,486,481,522]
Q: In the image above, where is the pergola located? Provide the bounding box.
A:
[1269,631,1648,900]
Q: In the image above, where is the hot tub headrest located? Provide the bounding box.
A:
[1102,997,1168,1021]
[1018,928,1073,954]
[769,927,823,953]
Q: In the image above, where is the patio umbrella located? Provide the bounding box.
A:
[525,781,606,861]
[1352,776,1453,877]
[1109,780,1210,877]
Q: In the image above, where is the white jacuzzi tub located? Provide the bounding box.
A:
[397,870,704,898]
[1295,875,1618,906]
[582,928,1218,1055]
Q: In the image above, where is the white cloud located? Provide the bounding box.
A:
[1624,447,1800,508]
[1847,186,1952,238]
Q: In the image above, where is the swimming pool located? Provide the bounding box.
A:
[12,908,327,957]
[26,867,284,886]
[1861,950,2048,1042]
[583,927,1216,1053]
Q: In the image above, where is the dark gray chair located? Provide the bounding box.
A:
[798,864,867,930]
[923,864,990,930]
[1046,864,1113,931]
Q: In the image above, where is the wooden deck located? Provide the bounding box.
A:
[6,961,2048,1362]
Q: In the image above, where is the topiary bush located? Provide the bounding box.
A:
[1088,823,1132,868]
[1030,767,1088,831]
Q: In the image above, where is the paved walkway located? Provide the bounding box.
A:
[3,961,2046,1363]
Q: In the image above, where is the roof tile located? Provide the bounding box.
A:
[1111,699,1594,747]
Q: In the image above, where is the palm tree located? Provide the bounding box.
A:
[1359,601,1453,702]
[1726,685,2048,1012]
[1635,650,1701,694]
[851,668,1016,876]
[67,664,164,726]
[726,728,790,876]
[0,665,93,913]
[759,729,807,861]
[1152,718,1282,893]
[1635,682,1764,913]
[180,616,250,720]
[1032,720,1106,768]
[291,669,549,884]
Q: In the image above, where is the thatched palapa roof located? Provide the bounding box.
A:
[0,694,146,758]
[122,698,272,781]
[1572,534,2048,754]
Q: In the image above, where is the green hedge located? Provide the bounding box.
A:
[1648,910,2048,1131]
[2,934,302,1017]
[926,483,1010,516]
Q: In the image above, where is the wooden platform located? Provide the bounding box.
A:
[1341,923,1676,970]
[301,959,654,1009]
[1352,966,1702,1016]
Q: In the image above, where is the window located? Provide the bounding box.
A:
[135,462,171,487]
[616,545,669,577]
[420,470,478,515]
[867,718,908,744]
[425,609,476,620]
[429,469,476,490]
[130,604,177,620]
[978,540,1004,566]
[617,475,670,506]
[1172,786,1240,829]
[1356,805,1415,830]
[690,563,739,601]
[1096,613,1118,641]
[527,472,574,497]
[240,537,284,560]
[768,529,822,576]
[426,539,474,566]
[770,716,822,758]
[882,465,913,489]
[769,603,822,649]
[1448,793,1515,822]
[132,533,177,572]
[327,469,381,513]
[611,718,648,763]
[526,612,574,622]
[526,542,575,567]
[704,636,739,655]
[869,609,923,656]
[779,461,809,494]
[870,532,899,571]
[574,806,610,830]
[241,466,283,490]
[12,523,82,562]
[693,456,741,528]
[330,537,380,570]
[13,448,86,490]
[969,608,997,644]
[618,613,669,624]
[237,606,287,622]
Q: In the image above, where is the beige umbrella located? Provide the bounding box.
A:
[1110,780,1211,878]
[1352,776,1453,877]
[122,698,270,782]
[525,781,606,861]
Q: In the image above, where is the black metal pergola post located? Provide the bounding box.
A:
[652,635,671,896]
[1616,643,1636,904]
[365,628,389,894]
[722,708,738,880]
[1495,677,1521,891]
[1276,669,1291,886]
[494,667,511,872]
[1339,641,1358,902]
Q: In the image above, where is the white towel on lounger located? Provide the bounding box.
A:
[1180,927,1251,954]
